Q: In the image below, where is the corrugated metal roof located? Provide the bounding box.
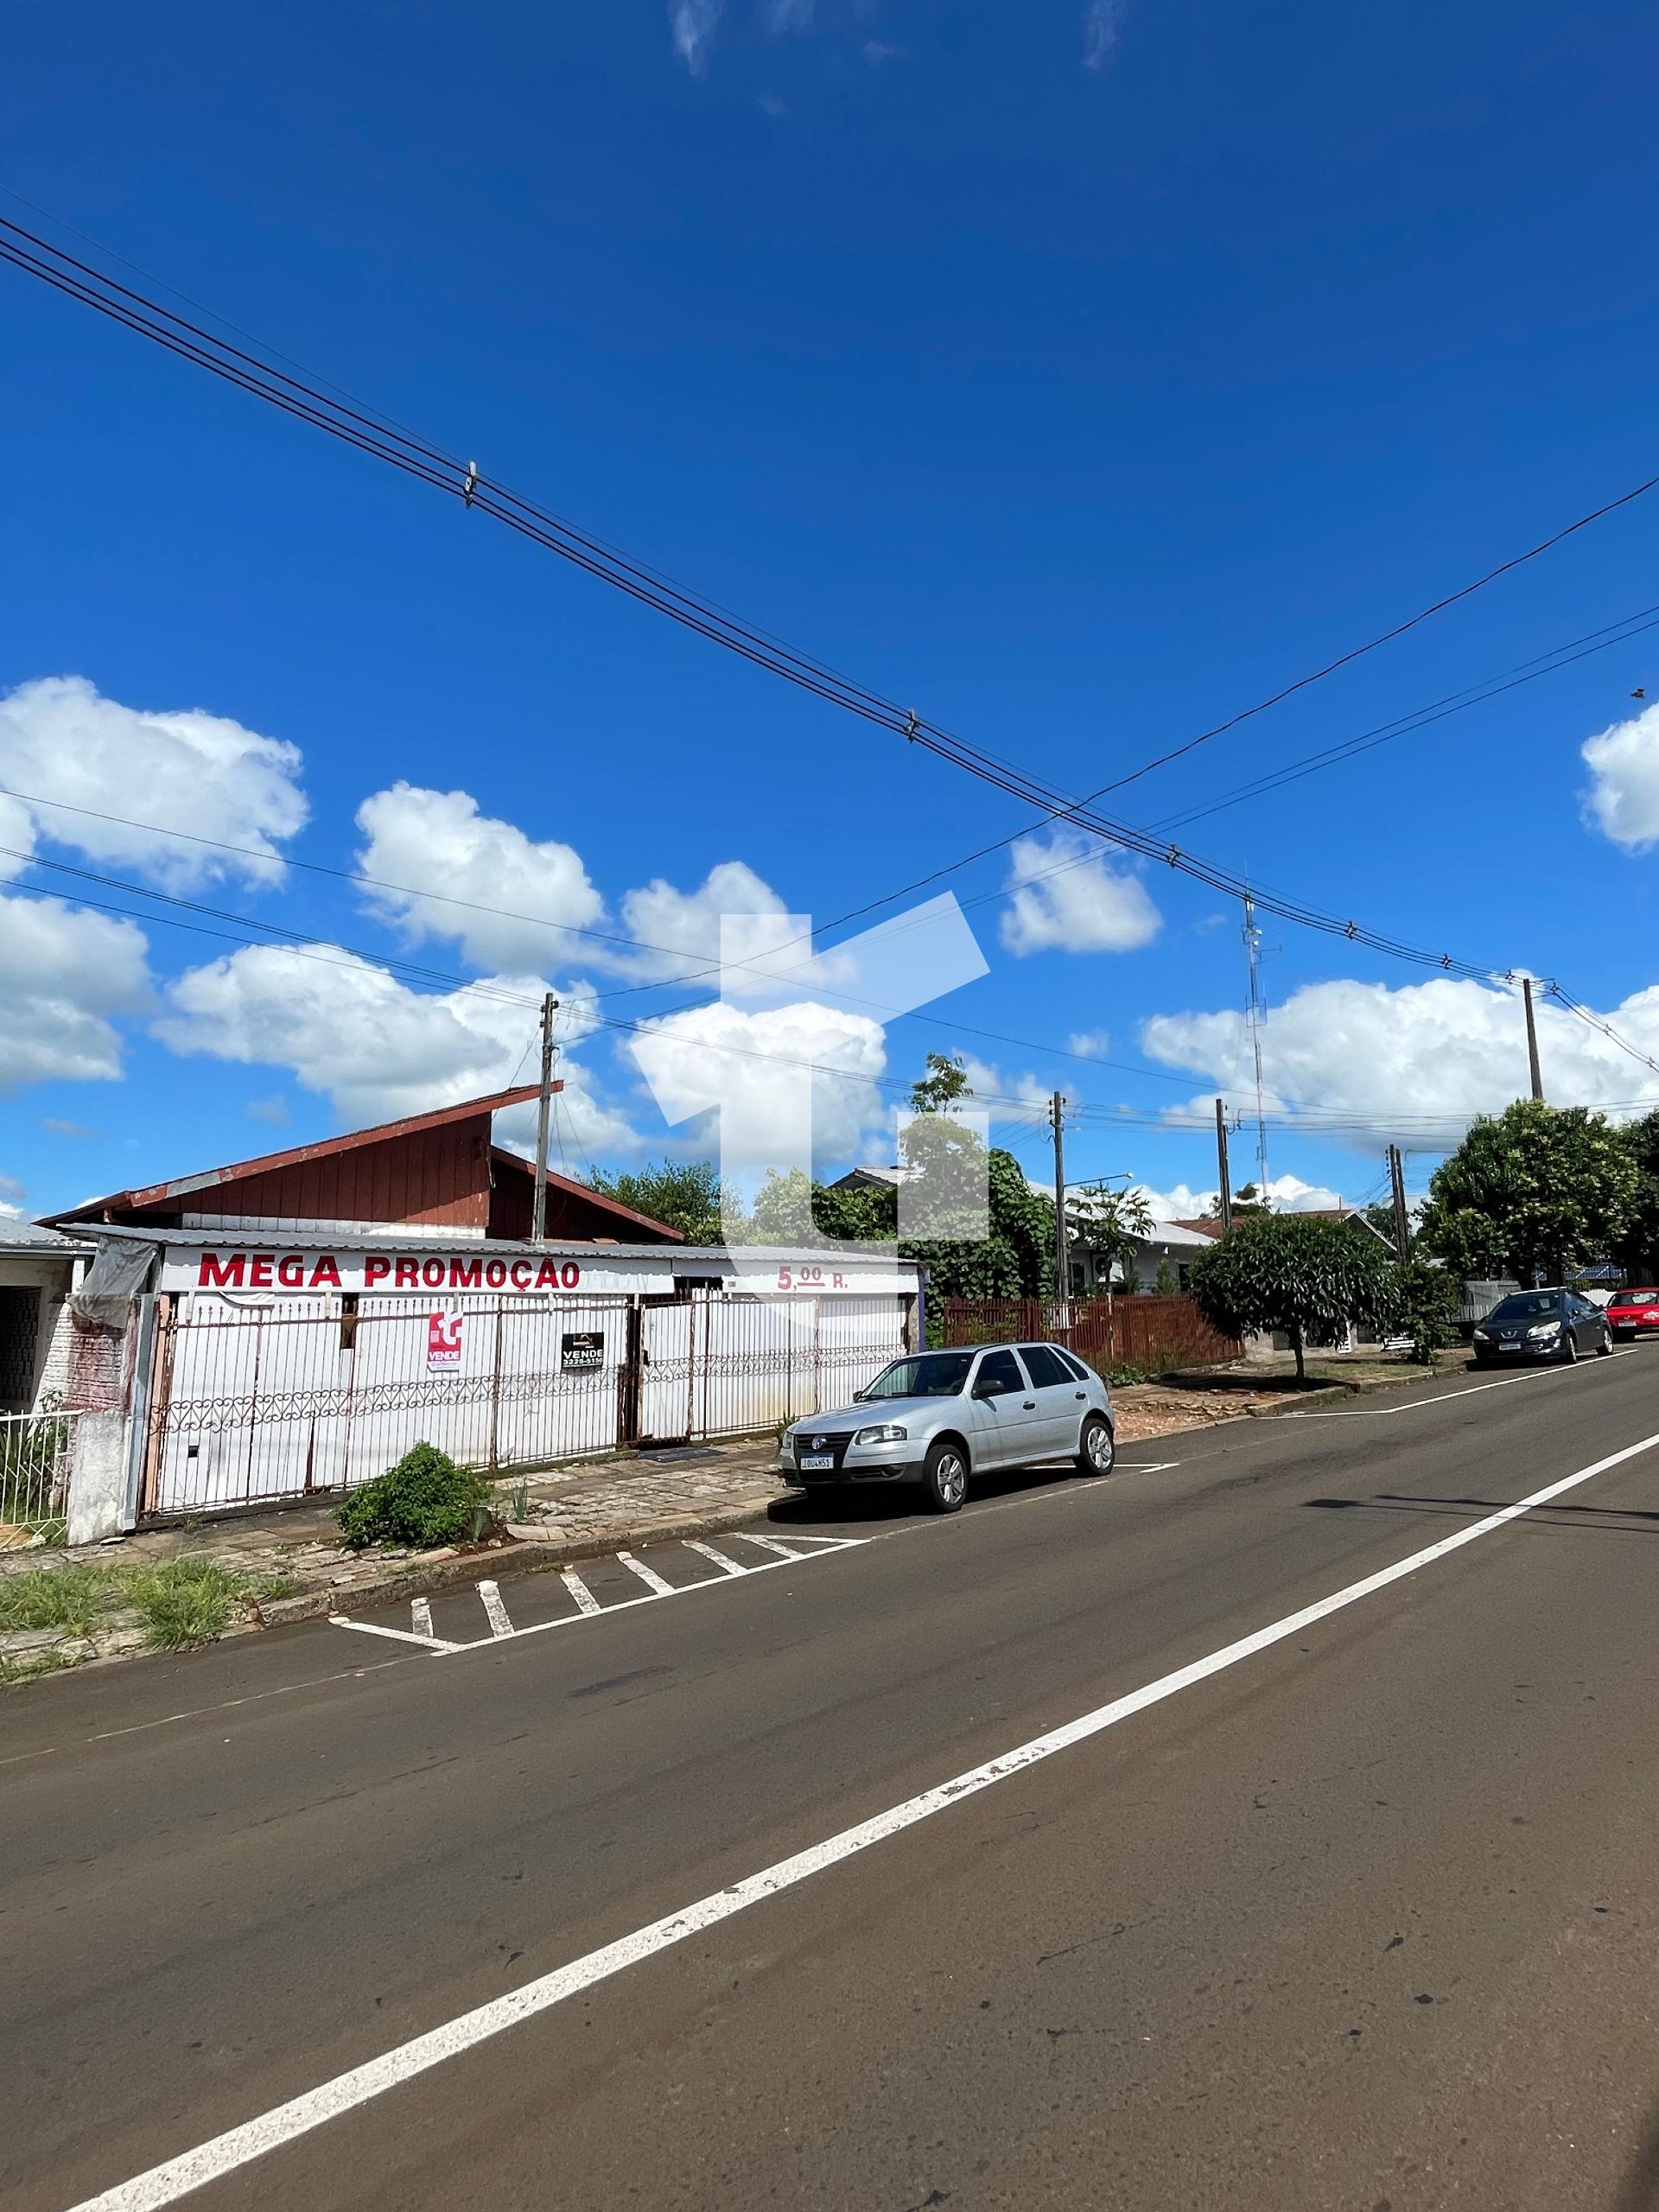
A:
[79,1223,918,1268]
[0,1217,92,1253]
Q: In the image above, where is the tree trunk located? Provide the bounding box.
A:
[1292,1326,1306,1385]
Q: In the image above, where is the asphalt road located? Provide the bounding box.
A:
[7,1350,1659,2211]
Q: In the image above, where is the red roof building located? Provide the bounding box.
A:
[45,1087,681,1245]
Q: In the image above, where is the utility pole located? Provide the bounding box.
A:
[1215,1097,1232,1232]
[1051,1090,1068,1312]
[1522,977,1544,1102]
[1388,1142,1411,1258]
[531,992,560,1243]
[1243,894,1269,1195]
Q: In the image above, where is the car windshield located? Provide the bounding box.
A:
[859,1351,975,1400]
[1486,1294,1562,1321]
[1615,1287,1659,1303]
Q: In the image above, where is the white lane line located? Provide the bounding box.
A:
[68,1425,1659,2212]
[1121,1459,1179,1473]
[1293,1347,1637,1417]
[682,1540,747,1577]
[325,1616,460,1654]
[410,1599,435,1640]
[730,1530,815,1560]
[559,1569,601,1618]
[477,1581,515,1638]
[615,1550,676,1597]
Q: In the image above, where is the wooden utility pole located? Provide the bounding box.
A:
[1388,1142,1411,1258]
[1215,1097,1232,1232]
[1522,977,1544,1102]
[1051,1091,1068,1306]
[531,992,560,1243]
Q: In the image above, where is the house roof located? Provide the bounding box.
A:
[1171,1217,1224,1239]
[0,1216,92,1254]
[1138,1220,1221,1251]
[487,1149,685,1243]
[44,1086,550,1226]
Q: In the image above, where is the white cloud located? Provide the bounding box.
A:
[0,1171,25,1222]
[632,997,887,1178]
[1581,702,1659,850]
[1000,828,1160,957]
[354,784,606,970]
[671,0,724,72]
[1067,1029,1112,1058]
[156,944,635,1147]
[619,861,789,987]
[1128,1181,1217,1221]
[1083,0,1125,69]
[0,893,154,1092]
[0,676,306,891]
[1142,973,1659,1145]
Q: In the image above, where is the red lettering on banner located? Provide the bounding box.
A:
[198,1252,246,1288]
[485,1259,507,1288]
[561,1261,581,1289]
[449,1257,482,1290]
[510,1260,532,1289]
[248,1257,274,1288]
[422,1257,446,1289]
[393,1259,419,1288]
[277,1255,306,1288]
[310,1256,342,1288]
[365,1256,391,1287]
[535,1259,559,1288]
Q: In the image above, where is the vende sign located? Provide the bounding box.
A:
[189,1249,588,1294]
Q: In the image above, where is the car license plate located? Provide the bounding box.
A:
[800,1453,835,1471]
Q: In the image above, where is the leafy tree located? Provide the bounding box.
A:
[1364,1200,1401,1247]
[1616,1109,1659,1279]
[1389,1257,1460,1365]
[1205,1181,1270,1222]
[1186,1214,1400,1383]
[1067,1185,1154,1287]
[1154,1255,1178,1296]
[589,1159,730,1245]
[1416,1101,1637,1286]
[909,1051,974,1115]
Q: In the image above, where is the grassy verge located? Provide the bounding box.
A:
[0,1553,300,1666]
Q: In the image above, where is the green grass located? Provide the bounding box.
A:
[119,1556,248,1649]
[0,1563,121,1638]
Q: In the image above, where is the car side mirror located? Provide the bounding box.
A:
[972,1379,998,1400]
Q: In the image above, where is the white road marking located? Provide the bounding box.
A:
[682,1539,747,1577]
[558,1568,601,1617]
[1293,1347,1636,1417]
[730,1530,815,1560]
[410,1599,435,1640]
[1120,1459,1179,1473]
[477,1581,515,1638]
[615,1550,676,1597]
[67,1425,1659,2212]
[323,1615,460,1654]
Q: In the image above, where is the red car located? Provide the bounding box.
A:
[1606,1287,1659,1338]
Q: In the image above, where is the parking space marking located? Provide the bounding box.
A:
[683,1539,747,1576]
[616,1550,676,1596]
[328,1530,868,1660]
[478,1581,516,1638]
[559,1568,601,1617]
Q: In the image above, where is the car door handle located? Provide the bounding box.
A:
[1074,1390,1086,1400]
[1022,1400,1036,1409]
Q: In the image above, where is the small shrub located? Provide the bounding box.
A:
[336,1443,494,1552]
[121,1556,246,1649]
[1106,1361,1150,1388]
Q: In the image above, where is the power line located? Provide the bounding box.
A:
[3,208,1647,986]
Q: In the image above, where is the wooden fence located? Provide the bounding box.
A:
[940,1294,1240,1374]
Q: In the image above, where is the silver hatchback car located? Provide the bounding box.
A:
[782,1339,1115,1514]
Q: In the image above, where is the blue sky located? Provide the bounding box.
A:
[4,0,1659,1224]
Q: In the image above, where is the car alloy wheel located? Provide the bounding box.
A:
[1077,1414,1115,1477]
[923,1440,968,1514]
[1599,1326,1614,1357]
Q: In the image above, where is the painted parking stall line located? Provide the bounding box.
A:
[74,1424,1659,2212]
[328,1530,867,1658]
